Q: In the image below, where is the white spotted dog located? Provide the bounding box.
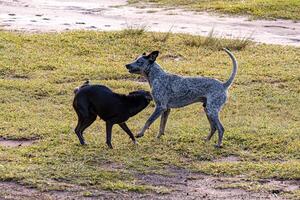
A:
[125,48,238,148]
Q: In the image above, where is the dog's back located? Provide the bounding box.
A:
[73,85,120,120]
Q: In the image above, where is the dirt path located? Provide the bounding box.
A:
[0,0,299,46]
[1,167,299,199]
[0,138,36,147]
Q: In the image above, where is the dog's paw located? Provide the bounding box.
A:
[156,134,163,139]
[133,140,139,146]
[136,133,144,138]
[79,141,87,145]
[214,144,223,149]
[76,142,87,146]
[106,143,113,149]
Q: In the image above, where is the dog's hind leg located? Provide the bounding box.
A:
[157,108,171,138]
[75,115,82,134]
[206,109,224,148]
[205,97,225,148]
[74,108,85,145]
[136,106,166,138]
[213,114,224,148]
[74,102,82,134]
[118,123,136,144]
[76,113,97,145]
[105,122,113,149]
[75,119,84,144]
[204,107,217,142]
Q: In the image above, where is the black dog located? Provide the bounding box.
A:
[73,81,152,148]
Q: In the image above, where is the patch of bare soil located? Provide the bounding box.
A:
[0,138,36,148]
[1,167,298,199]
[213,155,241,162]
[135,167,299,199]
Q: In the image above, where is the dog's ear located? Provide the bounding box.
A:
[147,51,159,63]
[145,93,153,101]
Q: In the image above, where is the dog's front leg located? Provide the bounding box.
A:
[118,123,137,145]
[136,106,166,138]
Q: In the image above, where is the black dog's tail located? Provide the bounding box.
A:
[73,88,79,94]
[223,48,238,89]
[74,80,90,94]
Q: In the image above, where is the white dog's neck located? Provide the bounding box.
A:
[143,63,165,87]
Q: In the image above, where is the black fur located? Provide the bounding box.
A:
[73,84,152,148]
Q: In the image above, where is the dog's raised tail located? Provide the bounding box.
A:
[223,48,238,89]
[74,80,90,94]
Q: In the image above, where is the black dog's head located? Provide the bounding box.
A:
[125,90,152,117]
[128,90,152,103]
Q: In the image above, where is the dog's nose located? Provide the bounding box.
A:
[125,64,131,69]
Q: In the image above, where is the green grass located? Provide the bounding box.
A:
[129,0,300,20]
[0,30,299,196]
[182,29,252,50]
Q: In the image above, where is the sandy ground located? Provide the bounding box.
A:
[0,0,299,46]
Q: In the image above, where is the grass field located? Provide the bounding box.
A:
[0,30,299,198]
[129,0,300,20]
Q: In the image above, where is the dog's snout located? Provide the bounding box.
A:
[125,64,131,69]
